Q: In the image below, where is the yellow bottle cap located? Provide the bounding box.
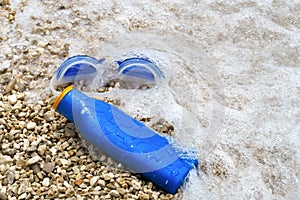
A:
[53,86,73,110]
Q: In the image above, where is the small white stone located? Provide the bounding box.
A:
[79,183,88,189]
[44,111,55,122]
[2,143,10,150]
[42,177,50,187]
[18,192,27,200]
[7,94,17,105]
[50,146,57,155]
[0,118,6,126]
[103,172,114,181]
[13,102,23,110]
[26,121,36,130]
[26,155,41,166]
[1,60,10,71]
[90,176,100,187]
[31,138,42,146]
[94,186,101,191]
[100,154,106,162]
[13,143,20,149]
[63,181,71,188]
[18,112,26,117]
[59,158,69,165]
[131,179,141,190]
[98,179,106,187]
[109,190,120,198]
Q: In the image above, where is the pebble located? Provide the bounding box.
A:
[109,190,121,198]
[103,172,114,181]
[42,162,55,174]
[59,158,69,166]
[26,121,36,130]
[18,182,27,195]
[18,193,27,200]
[0,192,8,200]
[0,155,13,164]
[94,186,101,191]
[42,177,50,187]
[13,102,23,110]
[32,163,41,174]
[117,187,126,195]
[26,145,37,152]
[79,183,88,189]
[90,176,100,187]
[13,143,20,149]
[131,179,142,190]
[74,179,83,186]
[7,94,17,105]
[6,170,15,184]
[31,138,42,146]
[37,144,47,156]
[44,110,55,122]
[0,60,10,72]
[64,181,71,188]
[143,194,152,200]
[65,187,75,197]
[98,179,106,187]
[0,118,6,126]
[17,93,25,100]
[26,155,41,166]
[2,143,10,150]
[16,158,26,167]
[5,75,19,94]
[23,139,30,150]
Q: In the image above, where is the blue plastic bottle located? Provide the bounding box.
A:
[53,86,198,194]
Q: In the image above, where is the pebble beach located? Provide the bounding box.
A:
[0,0,299,200]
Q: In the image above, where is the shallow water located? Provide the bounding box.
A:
[3,0,300,199]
